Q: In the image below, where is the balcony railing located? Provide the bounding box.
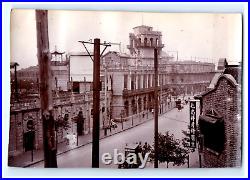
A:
[123,81,210,97]
[127,43,164,49]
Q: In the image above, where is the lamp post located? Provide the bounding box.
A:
[103,63,108,136]
[10,62,19,102]
[120,109,124,130]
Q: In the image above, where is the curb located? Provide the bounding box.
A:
[24,107,175,168]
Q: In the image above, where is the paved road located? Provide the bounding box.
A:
[31,104,199,168]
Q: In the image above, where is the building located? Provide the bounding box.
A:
[51,50,70,92]
[8,90,111,158]
[196,59,241,167]
[101,25,216,121]
[9,52,112,158]
[9,25,218,160]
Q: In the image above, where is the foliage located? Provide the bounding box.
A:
[149,131,189,167]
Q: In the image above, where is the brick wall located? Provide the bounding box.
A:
[201,77,241,167]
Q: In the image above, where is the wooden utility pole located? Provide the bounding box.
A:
[92,38,101,168]
[36,10,57,168]
[154,48,159,168]
[78,39,110,168]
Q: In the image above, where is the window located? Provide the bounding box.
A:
[148,74,151,87]
[138,98,142,112]
[144,38,147,46]
[124,75,128,90]
[132,99,137,114]
[137,75,141,89]
[131,74,136,90]
[156,38,159,46]
[199,115,225,153]
[138,38,141,46]
[72,82,80,93]
[143,75,147,88]
[150,38,153,46]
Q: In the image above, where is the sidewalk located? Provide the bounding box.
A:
[9,105,175,168]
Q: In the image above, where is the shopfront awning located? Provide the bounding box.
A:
[199,115,222,124]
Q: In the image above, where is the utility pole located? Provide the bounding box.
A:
[79,39,110,168]
[92,38,101,168]
[154,48,159,168]
[36,10,57,168]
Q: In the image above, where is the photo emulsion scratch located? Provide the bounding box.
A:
[8,9,242,168]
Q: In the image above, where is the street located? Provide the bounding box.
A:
[31,103,199,168]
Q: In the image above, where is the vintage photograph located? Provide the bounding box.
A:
[8,9,242,168]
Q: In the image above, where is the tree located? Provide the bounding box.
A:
[149,132,189,168]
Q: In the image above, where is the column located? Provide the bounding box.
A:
[140,74,143,89]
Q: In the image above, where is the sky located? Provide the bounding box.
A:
[10,10,242,69]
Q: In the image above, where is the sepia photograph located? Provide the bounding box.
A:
[8,9,242,169]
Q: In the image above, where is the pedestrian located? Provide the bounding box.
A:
[142,142,150,157]
[135,142,143,167]
[77,111,84,136]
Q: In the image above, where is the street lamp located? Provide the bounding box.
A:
[103,63,109,136]
[10,62,19,102]
[120,109,125,130]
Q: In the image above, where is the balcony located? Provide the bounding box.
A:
[123,87,155,97]
[122,85,170,97]
[135,43,164,49]
[127,43,165,49]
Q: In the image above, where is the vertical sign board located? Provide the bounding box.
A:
[189,100,197,148]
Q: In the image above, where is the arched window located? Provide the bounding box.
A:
[144,38,147,46]
[156,38,159,46]
[150,38,153,46]
[138,38,141,46]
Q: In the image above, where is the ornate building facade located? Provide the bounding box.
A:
[101,25,216,121]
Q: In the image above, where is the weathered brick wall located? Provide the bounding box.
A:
[9,109,43,156]
[201,77,241,167]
